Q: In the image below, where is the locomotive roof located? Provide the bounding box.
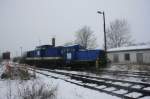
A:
[36,45,54,49]
[63,44,81,47]
[36,45,53,47]
[79,49,104,51]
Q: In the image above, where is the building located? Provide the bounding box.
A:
[107,45,150,65]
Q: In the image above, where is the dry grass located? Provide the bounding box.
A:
[1,64,57,99]
[1,66,31,80]
[18,80,57,99]
[4,76,57,99]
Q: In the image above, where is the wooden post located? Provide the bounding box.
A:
[33,65,36,78]
[96,57,99,69]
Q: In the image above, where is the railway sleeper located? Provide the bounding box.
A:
[69,75,150,96]
[73,73,150,87]
[46,69,150,87]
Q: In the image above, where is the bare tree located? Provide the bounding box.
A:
[75,26,97,49]
[106,19,133,49]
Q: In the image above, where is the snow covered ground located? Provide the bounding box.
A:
[106,64,150,72]
[0,63,119,99]
[1,62,150,99]
[38,73,119,99]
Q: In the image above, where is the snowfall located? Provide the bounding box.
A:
[0,62,150,99]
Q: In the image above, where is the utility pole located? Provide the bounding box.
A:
[97,11,107,53]
[97,11,107,64]
[97,11,107,52]
[20,46,22,57]
[39,39,41,46]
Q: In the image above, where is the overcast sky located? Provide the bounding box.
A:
[0,0,150,57]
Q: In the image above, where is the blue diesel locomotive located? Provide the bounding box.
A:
[25,44,106,69]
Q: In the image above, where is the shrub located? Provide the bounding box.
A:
[0,65,32,80]
[18,80,57,99]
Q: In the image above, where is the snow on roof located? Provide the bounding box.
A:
[63,44,79,47]
[107,44,150,52]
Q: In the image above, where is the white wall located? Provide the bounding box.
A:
[107,50,150,64]
[143,51,150,64]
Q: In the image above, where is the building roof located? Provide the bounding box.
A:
[107,44,150,52]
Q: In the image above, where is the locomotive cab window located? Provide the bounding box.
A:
[124,53,130,61]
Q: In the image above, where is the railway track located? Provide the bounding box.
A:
[40,67,150,79]
[58,68,150,79]
[97,69,150,79]
[28,67,150,99]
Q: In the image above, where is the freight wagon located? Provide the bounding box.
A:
[2,52,10,60]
